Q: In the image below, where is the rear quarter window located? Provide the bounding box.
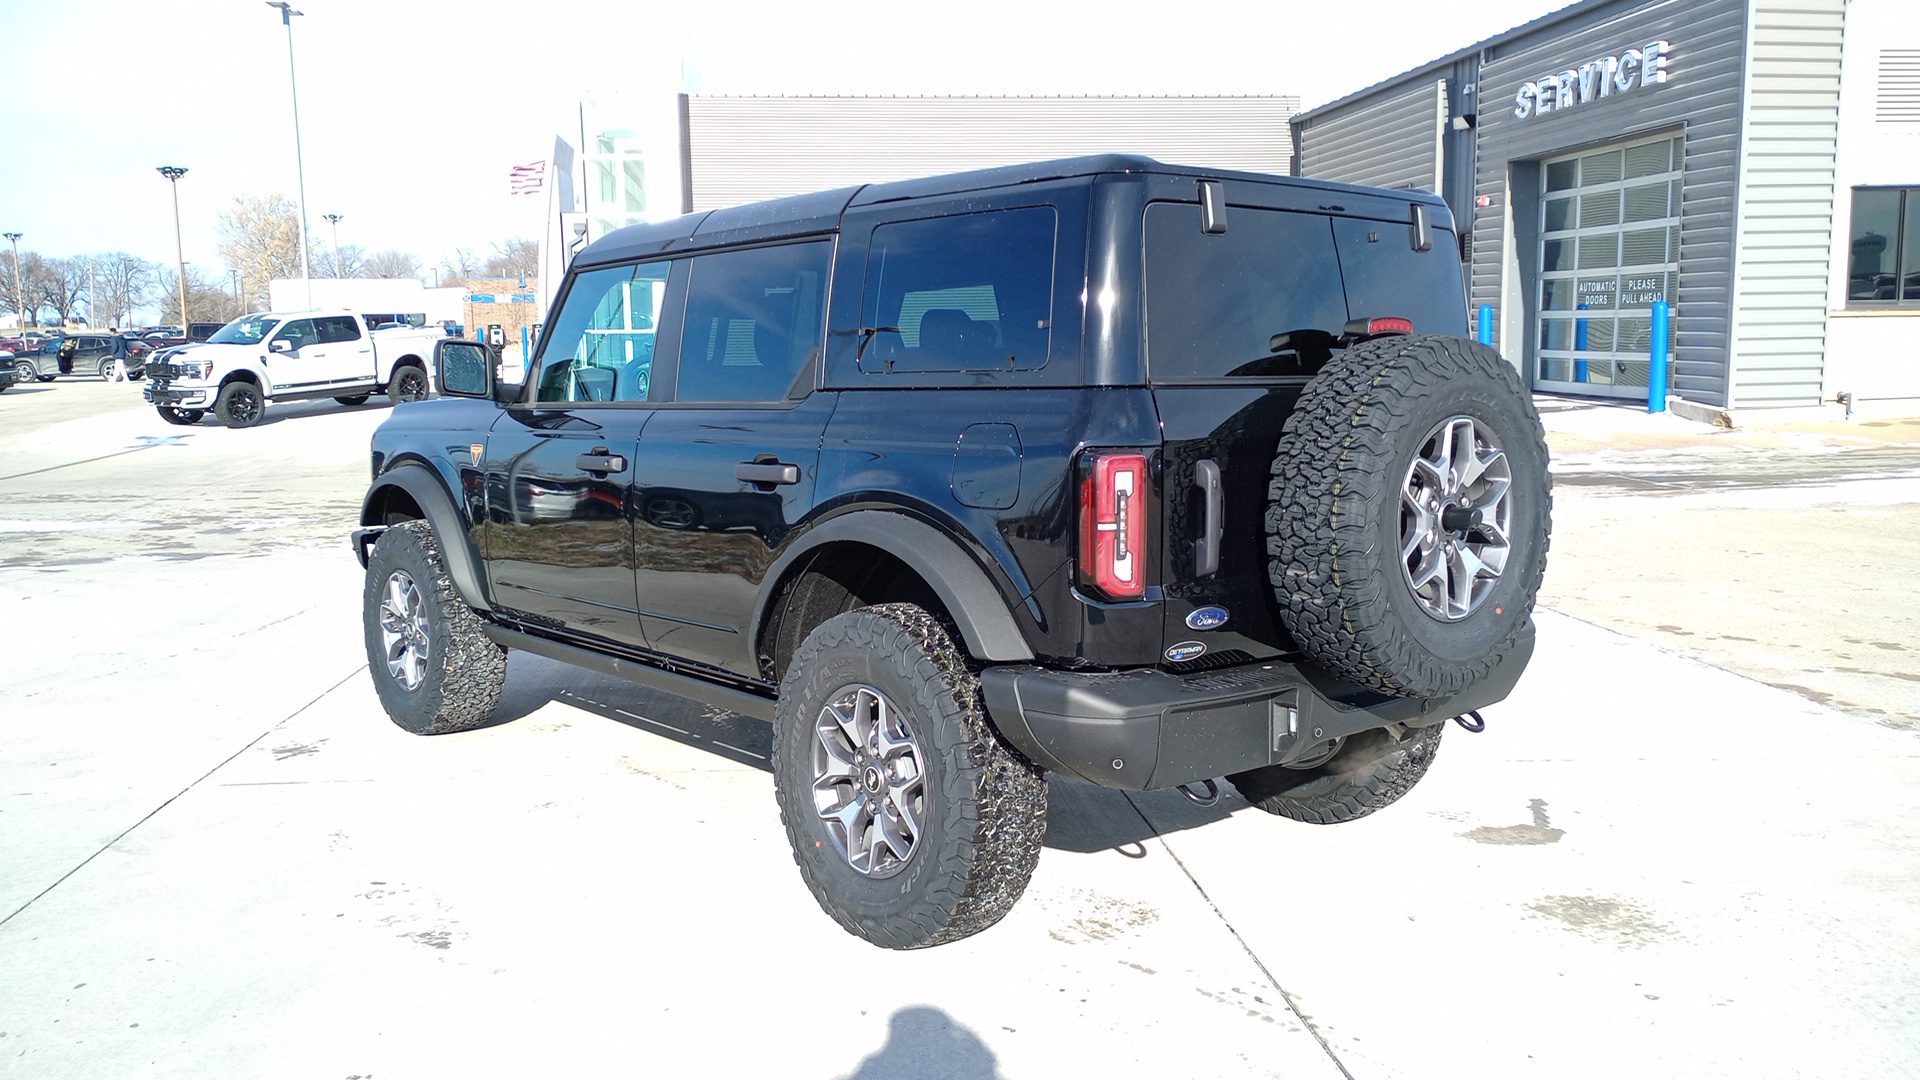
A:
[857,206,1056,374]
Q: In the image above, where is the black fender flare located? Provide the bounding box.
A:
[754,512,1034,663]
[358,463,491,611]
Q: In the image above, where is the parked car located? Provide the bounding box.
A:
[351,154,1552,950]
[51,333,152,380]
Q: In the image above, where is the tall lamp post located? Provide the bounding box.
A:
[323,213,343,278]
[266,1,313,306]
[2,232,23,330]
[157,167,191,333]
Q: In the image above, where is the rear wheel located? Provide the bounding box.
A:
[97,358,115,380]
[772,604,1046,949]
[156,407,204,426]
[1267,334,1550,698]
[214,381,264,427]
[362,520,507,735]
[11,359,32,382]
[387,365,428,405]
[1228,722,1443,824]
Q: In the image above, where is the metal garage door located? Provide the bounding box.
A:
[1534,134,1682,398]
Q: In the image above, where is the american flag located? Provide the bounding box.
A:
[509,160,545,195]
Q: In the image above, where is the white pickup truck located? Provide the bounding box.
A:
[142,309,446,427]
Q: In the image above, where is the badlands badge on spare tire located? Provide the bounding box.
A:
[1166,641,1208,662]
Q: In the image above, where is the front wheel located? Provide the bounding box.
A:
[362,520,507,735]
[11,359,32,383]
[1228,722,1443,824]
[387,365,428,405]
[213,381,264,427]
[772,604,1047,949]
[156,407,204,426]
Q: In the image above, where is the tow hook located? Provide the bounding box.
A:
[1176,779,1221,807]
[1453,710,1486,733]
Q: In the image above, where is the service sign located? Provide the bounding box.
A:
[1514,40,1672,120]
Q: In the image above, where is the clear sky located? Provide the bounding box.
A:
[0,0,1565,289]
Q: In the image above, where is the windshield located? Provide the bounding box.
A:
[208,316,281,345]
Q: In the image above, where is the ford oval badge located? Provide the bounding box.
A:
[1166,641,1208,663]
[1185,606,1229,631]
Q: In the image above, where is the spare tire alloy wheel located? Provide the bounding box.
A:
[361,519,506,735]
[772,604,1046,949]
[1267,334,1550,699]
[388,366,428,405]
[214,381,264,428]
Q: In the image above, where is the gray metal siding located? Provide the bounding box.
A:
[1725,0,1844,408]
[1293,79,1445,192]
[681,97,1298,212]
[1470,0,1750,406]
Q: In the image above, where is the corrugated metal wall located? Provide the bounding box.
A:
[1471,0,1751,407]
[681,97,1298,211]
[1725,0,1845,409]
[1293,79,1447,192]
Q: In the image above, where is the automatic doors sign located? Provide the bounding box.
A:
[1513,40,1672,120]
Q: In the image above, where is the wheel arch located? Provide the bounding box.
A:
[360,462,491,611]
[753,512,1034,681]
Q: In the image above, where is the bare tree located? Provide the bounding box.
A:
[364,249,422,280]
[438,248,482,289]
[0,246,28,325]
[316,243,367,280]
[26,255,87,325]
[483,237,539,279]
[157,268,235,324]
[91,253,155,330]
[219,194,306,310]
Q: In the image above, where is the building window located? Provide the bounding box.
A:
[1847,187,1920,305]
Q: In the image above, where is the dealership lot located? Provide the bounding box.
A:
[3,382,1917,1079]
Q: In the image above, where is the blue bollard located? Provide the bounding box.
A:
[1573,302,1589,383]
[1477,304,1493,346]
[1648,300,1670,413]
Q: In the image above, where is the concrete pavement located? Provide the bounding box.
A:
[2,381,1916,1079]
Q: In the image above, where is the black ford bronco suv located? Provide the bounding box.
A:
[353,155,1550,949]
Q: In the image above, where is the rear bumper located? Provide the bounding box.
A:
[980,622,1534,791]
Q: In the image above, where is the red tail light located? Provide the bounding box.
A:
[1078,451,1150,601]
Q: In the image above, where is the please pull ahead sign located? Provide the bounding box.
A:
[1513,40,1672,120]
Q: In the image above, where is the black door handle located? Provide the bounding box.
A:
[576,451,626,473]
[735,461,800,486]
[1194,459,1222,576]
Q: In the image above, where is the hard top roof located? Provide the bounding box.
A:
[574,154,1447,268]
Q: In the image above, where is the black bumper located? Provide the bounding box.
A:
[980,622,1534,791]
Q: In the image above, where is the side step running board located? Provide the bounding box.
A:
[481,625,779,722]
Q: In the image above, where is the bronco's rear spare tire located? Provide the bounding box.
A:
[1266,334,1550,698]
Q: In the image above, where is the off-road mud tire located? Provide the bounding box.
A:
[1228,722,1443,824]
[362,519,507,735]
[772,604,1047,950]
[1267,334,1550,697]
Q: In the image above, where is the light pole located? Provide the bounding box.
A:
[230,269,242,316]
[157,167,191,332]
[323,212,343,278]
[266,1,313,306]
[3,232,24,330]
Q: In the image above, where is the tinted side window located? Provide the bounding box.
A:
[1144,203,1347,380]
[316,316,362,343]
[858,207,1055,373]
[534,260,671,403]
[676,240,831,403]
[276,319,318,350]
[1331,217,1467,336]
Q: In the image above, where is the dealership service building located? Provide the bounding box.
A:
[539,0,1914,419]
[1295,0,1917,419]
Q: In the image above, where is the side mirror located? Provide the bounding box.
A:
[436,339,495,400]
[268,338,291,354]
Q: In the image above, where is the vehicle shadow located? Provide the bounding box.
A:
[487,650,1244,851]
[839,1006,1004,1080]
[241,395,397,427]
